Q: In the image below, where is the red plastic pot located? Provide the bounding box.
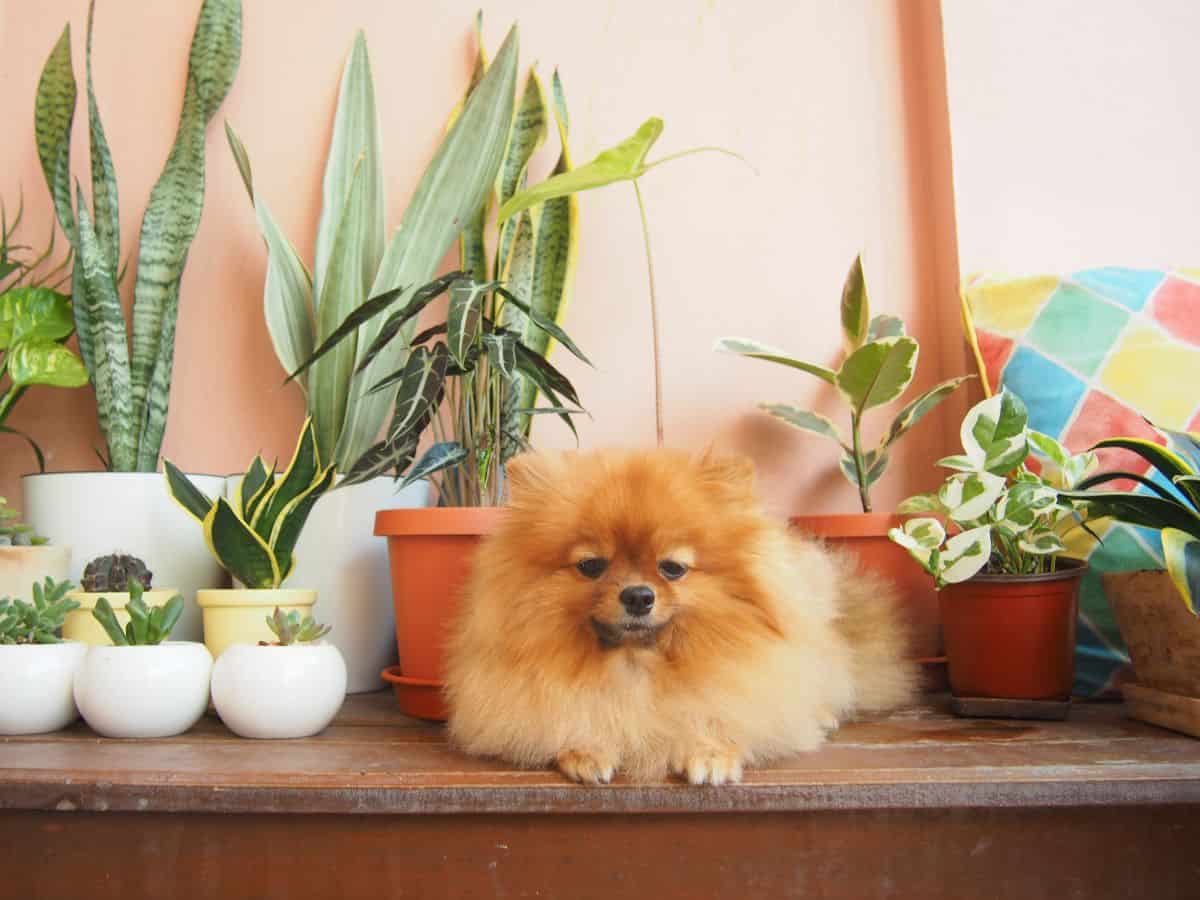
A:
[941,559,1085,701]
[375,507,505,720]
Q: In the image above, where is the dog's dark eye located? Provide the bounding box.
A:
[576,558,608,579]
[658,560,688,581]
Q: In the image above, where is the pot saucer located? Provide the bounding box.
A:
[381,666,447,721]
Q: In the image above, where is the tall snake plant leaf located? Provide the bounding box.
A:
[311,157,368,463]
[335,26,520,471]
[314,32,385,304]
[496,70,548,271]
[234,455,269,519]
[225,123,315,386]
[163,458,215,523]
[85,1,119,278]
[35,26,78,248]
[130,0,241,471]
[1163,528,1200,615]
[455,11,490,283]
[251,418,321,541]
[268,464,336,584]
[1090,437,1200,507]
[75,188,136,470]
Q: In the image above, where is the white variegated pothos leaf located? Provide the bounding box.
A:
[938,471,1006,523]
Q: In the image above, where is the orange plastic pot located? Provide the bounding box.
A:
[790,513,943,662]
[941,559,1085,701]
[375,507,505,720]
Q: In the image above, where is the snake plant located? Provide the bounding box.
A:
[224,18,525,472]
[163,419,334,589]
[34,0,242,471]
[715,256,971,512]
[1063,427,1200,615]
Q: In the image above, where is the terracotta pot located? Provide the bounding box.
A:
[375,507,504,720]
[790,513,943,662]
[1104,569,1200,697]
[941,559,1085,701]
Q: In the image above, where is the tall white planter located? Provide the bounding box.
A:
[224,475,430,693]
[22,472,227,642]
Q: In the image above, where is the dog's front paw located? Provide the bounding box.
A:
[671,749,744,786]
[556,749,618,785]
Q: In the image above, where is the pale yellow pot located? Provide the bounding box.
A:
[63,589,183,646]
[197,588,317,660]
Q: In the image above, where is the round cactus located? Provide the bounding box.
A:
[81,553,153,593]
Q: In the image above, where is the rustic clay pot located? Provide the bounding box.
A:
[375,507,504,720]
[941,559,1085,702]
[1104,569,1200,698]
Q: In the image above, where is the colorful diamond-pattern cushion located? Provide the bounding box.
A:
[963,268,1200,697]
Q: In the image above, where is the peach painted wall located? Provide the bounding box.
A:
[0,0,967,517]
[943,0,1200,272]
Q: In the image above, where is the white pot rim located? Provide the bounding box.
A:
[22,470,228,480]
[87,640,208,652]
[0,639,87,650]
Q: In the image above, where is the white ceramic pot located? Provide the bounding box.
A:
[0,641,88,734]
[224,474,430,693]
[62,589,183,645]
[197,588,317,660]
[22,472,228,643]
[0,545,71,601]
[211,642,347,738]
[73,642,212,738]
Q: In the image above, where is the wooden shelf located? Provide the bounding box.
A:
[3,692,1198,899]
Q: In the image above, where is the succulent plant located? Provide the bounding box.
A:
[81,553,153,593]
[91,580,183,646]
[262,607,331,646]
[0,578,78,644]
[0,497,48,546]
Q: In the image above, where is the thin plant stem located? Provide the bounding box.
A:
[642,146,758,176]
[849,411,871,513]
[632,179,664,448]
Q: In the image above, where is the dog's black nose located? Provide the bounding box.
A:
[620,585,655,617]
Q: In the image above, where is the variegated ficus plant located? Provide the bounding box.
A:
[715,256,971,512]
[889,390,1097,588]
[163,419,334,589]
[225,15,580,475]
[1060,427,1200,616]
[34,0,242,471]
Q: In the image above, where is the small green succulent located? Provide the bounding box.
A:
[0,578,78,644]
[0,497,47,546]
[91,579,183,646]
[262,607,332,646]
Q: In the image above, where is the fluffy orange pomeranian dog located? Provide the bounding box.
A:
[444,448,917,785]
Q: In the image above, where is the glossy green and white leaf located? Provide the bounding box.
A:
[935,453,979,473]
[0,287,75,347]
[1017,532,1067,556]
[994,481,1057,535]
[497,117,662,223]
[896,492,946,515]
[839,255,869,350]
[880,375,971,450]
[839,448,889,488]
[960,391,1029,474]
[483,331,517,380]
[835,336,919,413]
[938,471,1006,523]
[757,404,845,446]
[447,279,491,369]
[713,337,836,384]
[7,339,88,388]
[1163,527,1200,615]
[937,526,993,585]
[339,26,519,470]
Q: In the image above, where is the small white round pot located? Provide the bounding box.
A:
[62,589,182,646]
[197,588,317,660]
[74,642,212,738]
[211,642,348,739]
[0,641,88,735]
[0,545,71,601]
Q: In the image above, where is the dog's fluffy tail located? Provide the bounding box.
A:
[833,560,920,713]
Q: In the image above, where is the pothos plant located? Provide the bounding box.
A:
[715,255,971,513]
[290,274,589,507]
[889,390,1097,587]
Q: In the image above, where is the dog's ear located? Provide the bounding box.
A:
[695,449,757,499]
[504,451,567,504]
